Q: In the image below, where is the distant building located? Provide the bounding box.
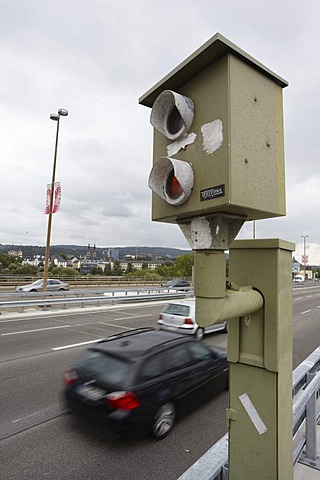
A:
[106,248,119,261]
[51,255,67,268]
[22,255,44,267]
[80,259,109,273]
[67,257,81,270]
[119,258,168,272]
[147,259,166,270]
[292,257,300,274]
[8,249,23,257]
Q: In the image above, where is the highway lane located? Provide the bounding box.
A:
[0,304,159,360]
[1,287,320,480]
[1,302,228,480]
[292,285,320,367]
[0,304,162,436]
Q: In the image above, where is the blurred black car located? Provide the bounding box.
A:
[63,328,228,440]
[163,278,191,290]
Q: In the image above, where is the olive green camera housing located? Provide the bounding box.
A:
[139,33,288,224]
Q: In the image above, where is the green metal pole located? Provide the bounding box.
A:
[228,239,294,480]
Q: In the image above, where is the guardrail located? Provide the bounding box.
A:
[293,281,320,288]
[178,347,320,479]
[293,347,320,469]
[0,274,180,288]
[0,287,193,313]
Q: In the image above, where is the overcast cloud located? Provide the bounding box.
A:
[1,0,320,263]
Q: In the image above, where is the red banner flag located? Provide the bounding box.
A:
[44,182,61,214]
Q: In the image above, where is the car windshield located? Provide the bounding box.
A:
[163,303,190,316]
[32,280,43,285]
[75,349,130,385]
[166,279,185,286]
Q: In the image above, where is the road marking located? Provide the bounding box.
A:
[1,314,152,336]
[112,314,153,321]
[0,313,77,324]
[99,322,135,330]
[301,310,311,315]
[52,339,103,351]
[12,411,38,423]
[239,393,268,435]
[1,325,71,335]
[0,302,162,325]
[12,405,62,423]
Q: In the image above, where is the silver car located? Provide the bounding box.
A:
[16,279,70,292]
[157,298,227,341]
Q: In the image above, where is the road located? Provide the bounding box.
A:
[0,286,319,480]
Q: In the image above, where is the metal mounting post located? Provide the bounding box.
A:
[228,239,295,480]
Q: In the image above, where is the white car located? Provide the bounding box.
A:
[16,279,70,292]
[293,276,304,283]
[157,298,227,341]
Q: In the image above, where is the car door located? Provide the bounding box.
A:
[134,352,171,423]
[136,347,196,409]
[186,342,228,399]
[160,343,203,413]
[49,279,61,290]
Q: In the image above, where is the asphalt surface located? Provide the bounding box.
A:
[0,286,319,479]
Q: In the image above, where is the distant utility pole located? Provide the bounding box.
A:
[301,235,308,280]
[43,109,68,292]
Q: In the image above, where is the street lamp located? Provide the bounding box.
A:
[43,108,68,292]
[301,235,308,281]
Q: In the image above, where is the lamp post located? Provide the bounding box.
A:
[301,235,308,281]
[43,108,68,292]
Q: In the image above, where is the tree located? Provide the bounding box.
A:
[113,261,123,276]
[126,269,161,280]
[48,266,78,276]
[155,264,177,278]
[11,264,38,275]
[104,263,112,276]
[174,254,194,277]
[89,266,103,275]
[126,262,134,274]
[0,254,24,273]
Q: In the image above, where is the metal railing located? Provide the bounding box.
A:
[0,287,193,313]
[293,347,320,469]
[178,347,320,479]
[0,274,182,288]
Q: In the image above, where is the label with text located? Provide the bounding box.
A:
[200,184,225,201]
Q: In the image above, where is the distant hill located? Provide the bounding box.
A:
[0,244,191,259]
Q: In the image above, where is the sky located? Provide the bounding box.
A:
[1,0,320,264]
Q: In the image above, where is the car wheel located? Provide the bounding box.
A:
[30,289,37,292]
[195,327,204,341]
[152,402,176,440]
